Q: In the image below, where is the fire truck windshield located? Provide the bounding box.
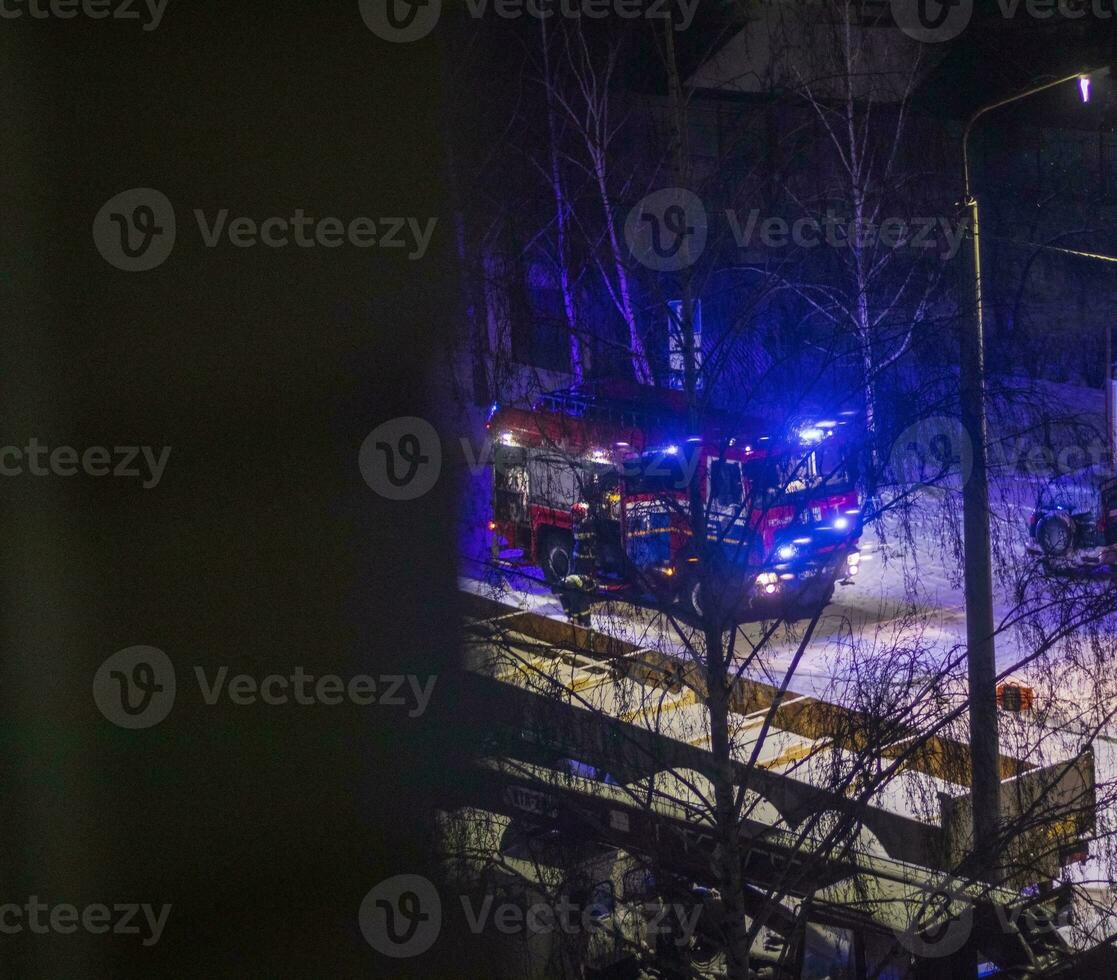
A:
[710,458,745,507]
[744,443,852,500]
[622,450,692,496]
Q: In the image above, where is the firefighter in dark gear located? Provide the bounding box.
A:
[561,478,601,627]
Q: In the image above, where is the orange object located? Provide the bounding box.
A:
[997,681,1035,712]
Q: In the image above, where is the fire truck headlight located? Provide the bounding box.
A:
[777,544,796,561]
[499,430,516,446]
[833,516,849,530]
[756,572,779,594]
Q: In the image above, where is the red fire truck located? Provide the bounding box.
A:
[485,380,862,618]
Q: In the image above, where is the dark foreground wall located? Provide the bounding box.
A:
[0,2,475,976]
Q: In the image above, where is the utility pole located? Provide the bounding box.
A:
[958,179,1000,874]
[1108,325,1114,470]
[960,68,1106,877]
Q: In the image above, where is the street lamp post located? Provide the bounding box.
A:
[960,68,1105,874]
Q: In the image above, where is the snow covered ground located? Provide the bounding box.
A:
[456,378,1117,947]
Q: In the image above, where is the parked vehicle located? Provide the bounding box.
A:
[1028,464,1117,572]
[485,381,862,618]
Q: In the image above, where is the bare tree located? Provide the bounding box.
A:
[442,7,1117,979]
[540,14,588,384]
[544,20,654,385]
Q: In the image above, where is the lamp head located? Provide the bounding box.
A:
[1081,66,1113,103]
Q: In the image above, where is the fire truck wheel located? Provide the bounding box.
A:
[540,532,574,584]
[1035,511,1075,557]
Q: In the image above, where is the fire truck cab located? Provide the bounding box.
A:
[486,382,862,619]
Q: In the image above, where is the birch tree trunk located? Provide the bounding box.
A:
[540,16,586,384]
[553,23,653,386]
[590,144,653,385]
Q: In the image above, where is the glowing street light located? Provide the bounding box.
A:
[960,64,1110,880]
[1079,67,1112,103]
